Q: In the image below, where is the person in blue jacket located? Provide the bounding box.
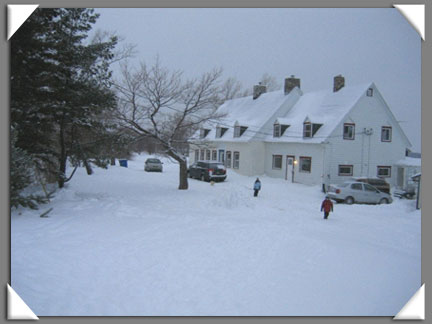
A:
[253,178,261,197]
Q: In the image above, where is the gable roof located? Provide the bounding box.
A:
[265,83,371,143]
[192,87,300,142]
[191,81,410,146]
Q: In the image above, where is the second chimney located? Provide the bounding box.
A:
[284,75,301,95]
[253,83,267,100]
[333,75,345,92]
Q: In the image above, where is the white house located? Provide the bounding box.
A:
[189,75,413,190]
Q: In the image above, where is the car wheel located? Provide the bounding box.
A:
[379,198,389,204]
[200,174,206,182]
[345,196,354,205]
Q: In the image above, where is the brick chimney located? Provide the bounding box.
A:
[333,75,345,92]
[284,75,300,95]
[253,82,267,100]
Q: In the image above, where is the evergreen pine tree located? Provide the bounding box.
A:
[11,8,120,190]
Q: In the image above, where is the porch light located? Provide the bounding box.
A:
[294,160,298,165]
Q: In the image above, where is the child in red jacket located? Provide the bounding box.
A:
[321,196,334,219]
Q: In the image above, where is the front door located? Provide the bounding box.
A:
[285,156,295,182]
[218,150,225,163]
[397,167,404,189]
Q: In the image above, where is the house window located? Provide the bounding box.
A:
[234,126,248,138]
[218,150,225,163]
[216,127,228,138]
[226,151,232,168]
[194,150,199,162]
[274,123,290,137]
[272,155,283,169]
[273,123,281,137]
[299,157,312,173]
[199,149,205,160]
[303,123,322,138]
[381,126,392,142]
[211,150,217,161]
[303,122,312,138]
[205,150,211,160]
[233,151,240,169]
[367,88,373,97]
[343,123,355,140]
[200,128,210,139]
[377,166,391,178]
[338,165,353,176]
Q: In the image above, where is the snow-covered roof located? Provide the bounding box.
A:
[191,88,299,142]
[411,173,421,180]
[395,157,422,167]
[275,117,291,125]
[265,83,371,143]
[191,82,382,144]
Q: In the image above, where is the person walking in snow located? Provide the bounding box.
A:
[253,178,261,197]
[321,196,333,219]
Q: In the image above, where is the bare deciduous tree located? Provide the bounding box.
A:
[259,73,282,91]
[114,59,225,190]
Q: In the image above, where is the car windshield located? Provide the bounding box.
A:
[209,163,225,169]
[147,159,160,163]
[369,180,384,185]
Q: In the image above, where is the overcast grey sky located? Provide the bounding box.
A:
[94,8,421,152]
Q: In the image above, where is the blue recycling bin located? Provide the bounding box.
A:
[119,159,128,168]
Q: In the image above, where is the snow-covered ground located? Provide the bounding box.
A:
[11,154,421,316]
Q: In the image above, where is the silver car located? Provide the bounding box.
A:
[327,181,392,205]
[144,158,163,172]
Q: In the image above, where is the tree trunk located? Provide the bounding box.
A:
[178,159,188,190]
[167,150,188,190]
[110,157,116,166]
[58,126,67,188]
[83,159,93,175]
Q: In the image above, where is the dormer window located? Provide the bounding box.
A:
[234,125,248,138]
[200,128,210,139]
[273,122,290,138]
[303,122,312,138]
[274,123,281,137]
[216,126,228,138]
[303,122,322,138]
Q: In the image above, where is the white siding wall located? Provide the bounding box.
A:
[325,89,408,187]
[190,142,265,176]
[265,142,325,185]
[190,85,409,188]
